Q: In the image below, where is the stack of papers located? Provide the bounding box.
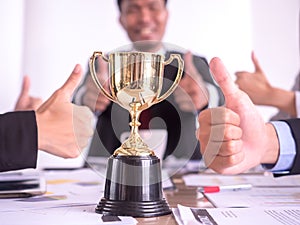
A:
[182,172,300,187]
[0,169,46,198]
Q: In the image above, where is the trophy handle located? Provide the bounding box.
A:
[89,51,116,102]
[156,54,184,103]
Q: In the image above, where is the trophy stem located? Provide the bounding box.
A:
[129,107,141,135]
[113,104,155,156]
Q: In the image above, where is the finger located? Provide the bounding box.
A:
[94,58,110,92]
[209,124,242,142]
[209,57,239,99]
[29,97,43,110]
[213,140,243,158]
[60,64,83,100]
[97,56,109,74]
[202,140,243,158]
[204,150,245,175]
[198,107,240,127]
[201,138,243,163]
[20,75,30,96]
[251,51,263,73]
[183,51,199,79]
[235,71,250,78]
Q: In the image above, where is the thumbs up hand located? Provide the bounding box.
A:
[235,51,273,105]
[197,57,279,174]
[36,64,94,158]
[14,75,43,111]
[235,51,296,117]
[174,51,209,112]
[82,57,111,112]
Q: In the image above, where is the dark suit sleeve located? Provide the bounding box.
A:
[0,111,38,172]
[281,119,300,175]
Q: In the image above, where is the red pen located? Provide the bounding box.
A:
[197,184,252,193]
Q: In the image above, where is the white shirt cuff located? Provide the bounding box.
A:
[264,121,296,172]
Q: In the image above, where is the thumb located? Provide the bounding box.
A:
[183,51,198,79]
[97,55,109,75]
[251,51,263,73]
[209,57,239,99]
[96,57,109,88]
[20,75,30,96]
[59,64,83,100]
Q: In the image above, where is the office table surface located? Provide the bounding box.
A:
[0,168,211,225]
[2,166,298,225]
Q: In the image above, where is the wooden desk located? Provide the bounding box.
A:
[136,174,213,225]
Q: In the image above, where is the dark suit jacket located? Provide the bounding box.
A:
[282,119,300,175]
[79,51,224,160]
[0,111,37,172]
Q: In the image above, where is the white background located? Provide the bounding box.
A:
[1,0,299,121]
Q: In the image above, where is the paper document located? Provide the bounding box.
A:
[183,173,300,187]
[204,187,300,208]
[183,173,300,208]
[1,205,137,225]
[174,204,300,225]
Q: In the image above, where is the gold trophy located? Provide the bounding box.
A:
[89,51,183,217]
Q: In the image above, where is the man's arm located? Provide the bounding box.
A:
[271,73,300,120]
[0,64,94,173]
[0,111,38,172]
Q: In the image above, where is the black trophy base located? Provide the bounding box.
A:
[96,198,171,217]
[95,155,171,217]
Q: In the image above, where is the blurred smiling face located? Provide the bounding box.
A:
[119,0,168,51]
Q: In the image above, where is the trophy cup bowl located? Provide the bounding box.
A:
[89,51,183,217]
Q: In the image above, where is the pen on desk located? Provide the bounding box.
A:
[197,184,252,193]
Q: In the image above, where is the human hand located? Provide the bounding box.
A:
[197,57,279,174]
[173,51,208,112]
[235,51,273,105]
[36,64,94,158]
[14,76,43,111]
[82,57,111,112]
